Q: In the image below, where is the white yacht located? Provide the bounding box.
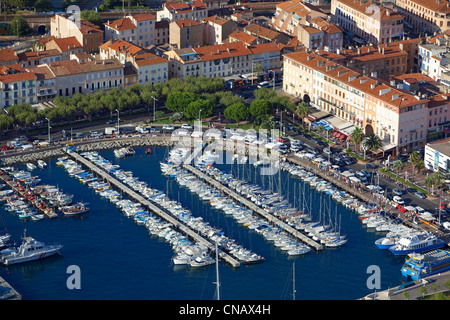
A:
[1,233,63,265]
[37,160,47,168]
[26,163,36,171]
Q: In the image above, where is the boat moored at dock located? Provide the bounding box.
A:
[401,249,450,280]
[389,232,446,255]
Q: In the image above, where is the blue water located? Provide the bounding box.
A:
[0,147,406,300]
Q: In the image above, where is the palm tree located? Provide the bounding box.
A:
[409,151,421,174]
[393,160,404,177]
[295,101,310,125]
[424,175,435,195]
[350,127,364,151]
[363,133,382,153]
[432,171,444,194]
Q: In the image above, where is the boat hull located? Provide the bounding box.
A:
[389,242,446,256]
[2,246,62,265]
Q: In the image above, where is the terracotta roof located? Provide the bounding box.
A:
[173,19,201,28]
[104,17,136,32]
[404,0,450,13]
[245,24,280,40]
[0,64,27,75]
[79,19,103,35]
[227,29,257,45]
[17,49,61,61]
[301,25,323,34]
[100,39,145,57]
[0,72,36,84]
[48,37,82,51]
[48,59,123,76]
[194,41,252,61]
[339,44,407,63]
[248,42,283,54]
[134,53,168,66]
[27,65,55,80]
[165,0,207,12]
[0,48,18,63]
[132,13,156,21]
[201,16,230,25]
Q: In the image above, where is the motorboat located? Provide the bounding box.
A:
[389,232,445,255]
[26,163,36,171]
[401,249,450,280]
[1,232,62,265]
[37,160,47,169]
[60,202,89,215]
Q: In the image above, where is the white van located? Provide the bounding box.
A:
[257,81,270,88]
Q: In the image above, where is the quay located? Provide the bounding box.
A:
[65,149,241,268]
[183,164,324,251]
[0,276,21,300]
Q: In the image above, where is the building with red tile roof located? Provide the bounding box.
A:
[283,50,431,153]
[50,14,103,53]
[331,0,404,45]
[157,0,208,22]
[0,48,19,67]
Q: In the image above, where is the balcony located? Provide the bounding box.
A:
[37,89,57,97]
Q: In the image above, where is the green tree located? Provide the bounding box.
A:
[249,99,272,120]
[81,10,102,27]
[184,99,214,120]
[363,133,382,153]
[9,16,31,36]
[350,127,364,151]
[409,151,421,174]
[166,91,199,113]
[224,102,250,125]
[295,101,310,125]
[392,160,404,177]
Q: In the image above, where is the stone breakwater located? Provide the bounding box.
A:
[0,135,178,165]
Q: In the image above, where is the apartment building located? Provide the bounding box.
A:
[271,0,327,36]
[99,39,147,64]
[0,72,37,108]
[104,17,137,43]
[50,14,104,53]
[331,0,404,45]
[128,13,157,47]
[28,65,57,103]
[155,21,170,46]
[283,50,430,153]
[169,19,204,49]
[395,0,450,34]
[244,24,292,44]
[418,36,450,79]
[42,59,124,97]
[44,36,83,60]
[201,16,237,45]
[165,41,282,80]
[337,43,409,79]
[157,1,208,22]
[131,53,168,86]
[226,29,258,46]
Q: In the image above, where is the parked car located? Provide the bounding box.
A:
[181,124,193,130]
[393,196,405,204]
[392,188,403,196]
[365,164,376,169]
[162,124,174,131]
[414,191,426,199]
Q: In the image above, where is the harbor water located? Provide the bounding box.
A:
[0,146,406,300]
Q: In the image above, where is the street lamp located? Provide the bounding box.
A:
[45,117,51,143]
[116,109,120,136]
[151,96,157,122]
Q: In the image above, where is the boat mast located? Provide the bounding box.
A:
[214,241,220,300]
[293,261,296,300]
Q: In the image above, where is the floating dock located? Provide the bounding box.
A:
[66,150,241,268]
[183,164,324,251]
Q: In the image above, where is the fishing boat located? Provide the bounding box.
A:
[26,163,36,171]
[37,160,47,169]
[389,232,445,255]
[1,231,62,265]
[60,202,89,215]
[401,250,450,280]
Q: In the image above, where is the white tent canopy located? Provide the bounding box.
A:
[341,171,354,178]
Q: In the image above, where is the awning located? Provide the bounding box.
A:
[341,171,354,178]
[349,176,361,183]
